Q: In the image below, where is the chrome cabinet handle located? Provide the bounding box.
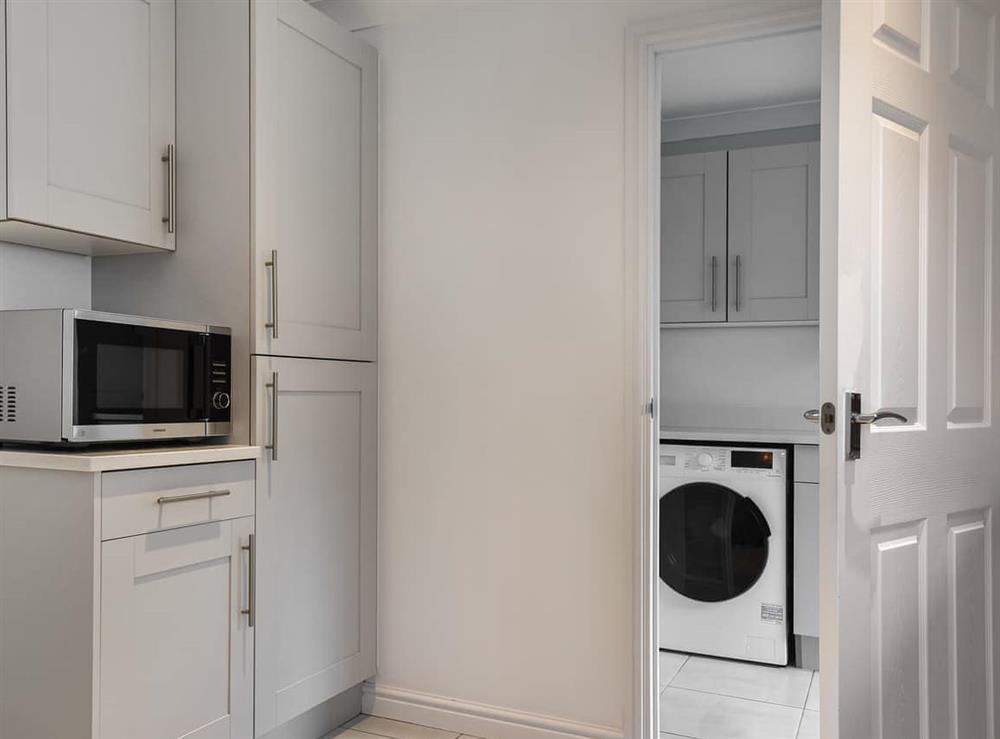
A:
[161,144,176,234]
[852,410,908,425]
[803,409,821,423]
[734,254,742,312]
[241,534,255,627]
[710,256,718,312]
[156,489,231,505]
[265,371,278,461]
[265,250,279,339]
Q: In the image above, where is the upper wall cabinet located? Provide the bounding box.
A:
[728,142,819,322]
[253,0,378,361]
[661,141,819,325]
[660,151,727,324]
[1,0,176,256]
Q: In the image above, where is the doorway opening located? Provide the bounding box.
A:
[654,24,821,739]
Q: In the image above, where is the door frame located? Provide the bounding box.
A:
[623,5,823,737]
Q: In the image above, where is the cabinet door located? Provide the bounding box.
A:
[727,142,819,322]
[793,482,819,638]
[99,518,254,739]
[253,0,377,360]
[660,151,728,323]
[253,356,377,735]
[6,0,175,250]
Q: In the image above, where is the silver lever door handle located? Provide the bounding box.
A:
[803,409,821,423]
[852,410,908,425]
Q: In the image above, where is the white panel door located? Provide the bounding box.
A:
[825,0,1000,737]
[660,151,728,323]
[253,0,377,361]
[253,356,377,735]
[6,0,175,250]
[99,518,254,739]
[729,142,819,322]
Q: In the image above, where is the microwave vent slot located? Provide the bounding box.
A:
[0,386,16,422]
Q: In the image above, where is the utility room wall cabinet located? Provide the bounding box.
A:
[0,0,176,256]
[661,141,819,324]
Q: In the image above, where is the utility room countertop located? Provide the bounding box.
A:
[660,426,819,446]
[0,444,261,473]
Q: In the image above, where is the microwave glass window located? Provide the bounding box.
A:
[75,320,207,426]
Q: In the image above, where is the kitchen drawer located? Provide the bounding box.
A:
[101,461,254,541]
[794,445,819,484]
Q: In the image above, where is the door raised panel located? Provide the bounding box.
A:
[947,139,992,426]
[254,0,377,360]
[871,104,926,425]
[873,0,929,65]
[947,510,993,739]
[6,0,174,249]
[952,0,997,106]
[253,356,377,734]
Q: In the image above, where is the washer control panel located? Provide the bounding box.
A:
[659,444,785,477]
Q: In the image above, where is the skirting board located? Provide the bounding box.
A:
[361,683,623,739]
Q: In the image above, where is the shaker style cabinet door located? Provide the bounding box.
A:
[5,0,176,251]
[660,151,728,323]
[253,356,377,735]
[99,518,254,739]
[253,0,377,360]
[727,142,819,322]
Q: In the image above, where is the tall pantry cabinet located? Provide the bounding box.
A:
[91,1,379,736]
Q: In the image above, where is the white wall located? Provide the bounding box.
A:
[660,325,819,433]
[0,244,90,310]
[318,0,818,733]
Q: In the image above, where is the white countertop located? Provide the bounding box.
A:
[660,426,819,446]
[0,444,261,472]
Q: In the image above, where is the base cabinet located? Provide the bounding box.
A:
[253,356,377,736]
[100,518,254,739]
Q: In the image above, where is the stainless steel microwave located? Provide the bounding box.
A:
[0,310,232,444]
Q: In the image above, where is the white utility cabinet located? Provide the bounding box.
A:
[661,140,819,324]
[660,151,728,323]
[0,449,260,739]
[253,356,377,735]
[1,0,176,255]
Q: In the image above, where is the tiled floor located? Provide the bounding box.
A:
[659,650,820,739]
[326,714,473,739]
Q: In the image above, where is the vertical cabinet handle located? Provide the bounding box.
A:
[241,534,255,627]
[265,250,279,339]
[161,144,176,234]
[265,372,278,461]
[734,254,742,312]
[710,255,718,313]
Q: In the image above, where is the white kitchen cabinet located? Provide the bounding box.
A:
[727,142,819,322]
[253,0,378,361]
[0,0,176,256]
[100,517,254,739]
[793,445,819,639]
[660,151,728,323]
[253,356,377,735]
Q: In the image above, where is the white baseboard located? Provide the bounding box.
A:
[361,683,624,739]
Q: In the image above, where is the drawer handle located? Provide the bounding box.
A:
[156,489,232,505]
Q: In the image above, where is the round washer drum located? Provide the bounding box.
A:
[659,481,771,603]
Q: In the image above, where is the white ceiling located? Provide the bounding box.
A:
[660,29,821,120]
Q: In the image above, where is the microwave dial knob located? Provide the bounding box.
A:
[212,391,231,410]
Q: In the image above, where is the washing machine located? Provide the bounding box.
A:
[658,443,789,665]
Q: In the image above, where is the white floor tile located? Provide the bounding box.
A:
[659,650,689,690]
[805,672,819,712]
[661,734,695,739]
[671,656,813,708]
[660,686,803,739]
[796,710,819,739]
[326,730,377,739]
[346,716,460,739]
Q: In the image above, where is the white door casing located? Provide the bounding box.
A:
[660,151,728,323]
[253,0,378,361]
[826,1,1000,738]
[728,142,820,322]
[6,0,175,250]
[252,356,377,735]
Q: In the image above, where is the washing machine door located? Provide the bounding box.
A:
[659,481,771,603]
